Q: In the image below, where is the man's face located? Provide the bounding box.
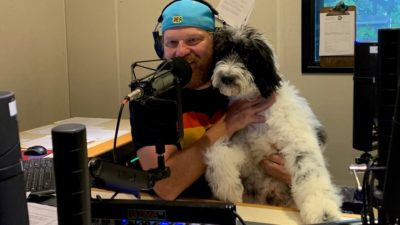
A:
[163,27,214,89]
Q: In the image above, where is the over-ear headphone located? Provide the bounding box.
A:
[152,0,221,59]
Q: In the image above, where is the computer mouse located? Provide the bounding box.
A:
[24,145,48,156]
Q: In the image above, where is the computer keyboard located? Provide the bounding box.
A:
[23,158,55,193]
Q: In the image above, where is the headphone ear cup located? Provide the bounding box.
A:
[152,31,164,59]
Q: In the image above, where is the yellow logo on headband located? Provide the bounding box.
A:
[172,16,183,24]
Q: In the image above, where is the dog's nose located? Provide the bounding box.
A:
[221,76,235,85]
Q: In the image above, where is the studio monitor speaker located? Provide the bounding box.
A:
[52,123,91,225]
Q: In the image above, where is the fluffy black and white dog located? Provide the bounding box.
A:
[204,25,343,224]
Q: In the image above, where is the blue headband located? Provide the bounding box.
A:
[161,0,215,33]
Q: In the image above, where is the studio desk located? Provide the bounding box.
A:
[21,117,360,225]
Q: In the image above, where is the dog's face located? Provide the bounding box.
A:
[211,26,282,99]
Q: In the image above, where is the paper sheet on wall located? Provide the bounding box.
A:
[216,0,255,28]
[319,11,355,56]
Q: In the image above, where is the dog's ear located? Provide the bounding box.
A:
[239,26,282,98]
[252,36,282,98]
[213,27,235,62]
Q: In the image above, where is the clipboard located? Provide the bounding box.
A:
[319,4,356,68]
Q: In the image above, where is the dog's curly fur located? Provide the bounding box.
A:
[204,26,343,224]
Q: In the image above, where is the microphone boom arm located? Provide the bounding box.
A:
[90,57,190,198]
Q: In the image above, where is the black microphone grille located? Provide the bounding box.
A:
[169,57,192,86]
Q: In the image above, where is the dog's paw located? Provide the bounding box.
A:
[204,140,247,203]
[213,181,244,203]
[206,165,244,202]
[299,197,342,224]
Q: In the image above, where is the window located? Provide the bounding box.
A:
[302,0,400,73]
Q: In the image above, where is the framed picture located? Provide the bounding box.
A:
[301,0,400,74]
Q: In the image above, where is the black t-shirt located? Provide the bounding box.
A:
[129,86,228,198]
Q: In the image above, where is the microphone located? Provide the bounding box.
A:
[126,57,192,102]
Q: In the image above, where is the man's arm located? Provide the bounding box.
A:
[137,124,223,200]
[137,96,276,200]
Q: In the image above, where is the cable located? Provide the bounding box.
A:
[361,158,376,225]
[360,157,386,225]
[112,101,126,163]
[361,161,370,224]
[368,161,377,224]
[233,210,247,225]
[110,191,119,200]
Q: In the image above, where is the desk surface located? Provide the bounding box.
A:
[20,117,132,157]
[24,118,361,224]
[91,188,360,225]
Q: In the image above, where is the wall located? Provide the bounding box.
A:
[65,0,123,118]
[0,0,360,187]
[0,0,70,130]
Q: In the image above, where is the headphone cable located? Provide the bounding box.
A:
[112,100,126,163]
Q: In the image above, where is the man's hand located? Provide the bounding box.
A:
[224,95,276,138]
[260,153,291,185]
